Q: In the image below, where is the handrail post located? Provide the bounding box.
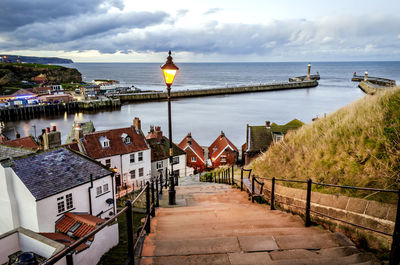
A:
[145,182,151,233]
[389,190,400,265]
[151,180,155,217]
[156,177,160,207]
[218,171,220,183]
[231,165,234,185]
[159,173,163,195]
[125,200,134,265]
[240,168,243,191]
[164,168,168,189]
[66,252,73,265]
[305,178,312,227]
[228,168,231,185]
[271,177,275,210]
[251,175,255,203]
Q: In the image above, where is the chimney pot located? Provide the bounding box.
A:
[52,126,56,131]
[46,127,50,133]
[266,121,271,128]
[16,132,20,139]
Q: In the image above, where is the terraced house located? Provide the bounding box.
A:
[67,117,151,189]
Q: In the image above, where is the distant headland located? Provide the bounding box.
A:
[0,55,73,64]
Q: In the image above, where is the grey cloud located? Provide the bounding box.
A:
[1,15,400,61]
[0,0,124,31]
[203,8,222,15]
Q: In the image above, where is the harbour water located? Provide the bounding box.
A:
[2,61,399,147]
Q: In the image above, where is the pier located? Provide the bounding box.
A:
[0,99,120,122]
[116,80,318,103]
[352,73,396,87]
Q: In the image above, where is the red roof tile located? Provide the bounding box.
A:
[208,131,238,160]
[56,213,106,240]
[81,126,149,159]
[4,136,39,150]
[178,133,204,162]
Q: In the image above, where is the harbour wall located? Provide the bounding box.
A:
[117,80,318,102]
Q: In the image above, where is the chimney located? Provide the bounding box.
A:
[155,126,162,142]
[15,131,20,139]
[364,71,368,81]
[42,125,61,150]
[133,117,141,130]
[266,121,271,128]
[52,126,56,132]
[74,124,83,141]
[307,63,311,80]
[220,131,225,139]
[187,132,192,145]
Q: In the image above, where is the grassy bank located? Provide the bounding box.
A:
[252,86,400,203]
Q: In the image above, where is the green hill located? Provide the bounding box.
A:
[252,86,400,202]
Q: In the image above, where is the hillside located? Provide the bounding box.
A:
[0,63,82,85]
[1,55,73,64]
[252,86,400,202]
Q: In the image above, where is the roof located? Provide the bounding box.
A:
[9,148,112,201]
[56,212,105,238]
[178,133,204,162]
[80,126,149,159]
[146,136,185,162]
[4,136,39,150]
[246,119,304,152]
[270,119,304,134]
[208,132,238,160]
[0,145,36,161]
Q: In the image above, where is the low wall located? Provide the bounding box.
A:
[259,181,396,251]
[117,81,318,102]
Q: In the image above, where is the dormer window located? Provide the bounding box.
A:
[121,133,132,144]
[100,136,110,148]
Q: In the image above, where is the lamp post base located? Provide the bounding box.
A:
[168,190,176,205]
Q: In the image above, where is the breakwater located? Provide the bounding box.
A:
[0,99,120,121]
[116,80,318,102]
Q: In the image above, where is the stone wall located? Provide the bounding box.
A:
[260,181,397,251]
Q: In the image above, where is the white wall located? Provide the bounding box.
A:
[36,174,114,232]
[19,233,57,259]
[150,154,187,178]
[91,176,116,219]
[0,166,20,234]
[73,223,119,265]
[0,231,19,264]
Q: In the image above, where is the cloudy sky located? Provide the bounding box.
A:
[1,0,399,62]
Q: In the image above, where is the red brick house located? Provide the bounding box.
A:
[178,133,205,172]
[208,131,238,168]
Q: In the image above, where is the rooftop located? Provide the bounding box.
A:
[9,148,112,201]
[0,144,35,161]
[3,136,39,150]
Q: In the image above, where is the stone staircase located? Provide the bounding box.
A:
[140,179,378,265]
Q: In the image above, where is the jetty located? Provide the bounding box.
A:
[352,72,396,87]
[114,80,318,103]
[0,98,120,122]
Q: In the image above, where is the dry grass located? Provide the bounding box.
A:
[252,86,400,203]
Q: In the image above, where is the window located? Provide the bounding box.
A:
[66,194,73,210]
[221,155,227,164]
[191,156,197,162]
[105,159,111,168]
[122,133,131,144]
[100,136,110,148]
[103,184,109,193]
[156,161,163,169]
[103,141,109,148]
[139,168,144,177]
[172,156,179,165]
[57,197,65,214]
[138,152,143,161]
[130,170,136,179]
[96,186,102,196]
[275,135,284,143]
[57,194,73,214]
[130,154,135,163]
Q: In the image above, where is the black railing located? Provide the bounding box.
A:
[240,168,400,265]
[42,176,163,265]
[200,165,235,185]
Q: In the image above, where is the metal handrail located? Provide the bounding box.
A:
[42,179,156,265]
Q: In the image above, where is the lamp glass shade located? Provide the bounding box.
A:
[162,69,177,86]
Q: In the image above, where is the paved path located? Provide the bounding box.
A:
[140,177,378,265]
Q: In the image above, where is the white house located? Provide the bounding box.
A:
[68,117,152,188]
[0,148,118,265]
[145,126,187,179]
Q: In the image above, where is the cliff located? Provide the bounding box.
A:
[0,63,82,85]
[252,86,400,203]
[0,55,73,64]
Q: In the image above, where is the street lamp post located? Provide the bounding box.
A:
[161,50,179,205]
